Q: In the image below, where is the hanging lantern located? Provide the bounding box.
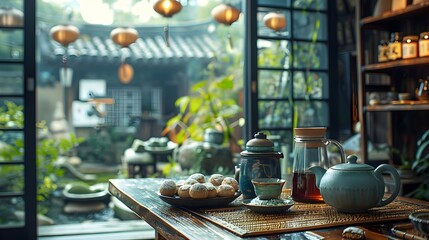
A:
[50,24,80,47]
[263,12,286,32]
[110,27,139,48]
[211,3,240,49]
[153,0,182,47]
[110,27,139,84]
[153,0,182,17]
[211,3,240,26]
[0,7,23,27]
[50,24,80,87]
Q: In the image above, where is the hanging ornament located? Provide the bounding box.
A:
[110,27,139,84]
[0,7,23,27]
[263,12,286,33]
[153,0,182,47]
[50,24,80,86]
[211,3,240,49]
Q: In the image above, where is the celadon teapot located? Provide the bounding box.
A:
[309,155,400,213]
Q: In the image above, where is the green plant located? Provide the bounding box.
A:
[0,101,84,214]
[162,57,244,151]
[409,129,429,200]
[391,145,412,170]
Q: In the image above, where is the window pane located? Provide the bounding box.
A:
[0,64,23,94]
[293,42,328,69]
[0,98,24,129]
[293,71,328,99]
[0,30,24,61]
[0,165,24,193]
[259,101,292,128]
[258,69,291,99]
[295,100,328,127]
[258,0,291,7]
[257,8,290,38]
[293,11,327,41]
[0,197,25,227]
[293,0,327,10]
[258,39,291,68]
[0,131,24,162]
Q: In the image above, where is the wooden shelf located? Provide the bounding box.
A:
[365,104,429,112]
[362,57,429,73]
[361,2,429,29]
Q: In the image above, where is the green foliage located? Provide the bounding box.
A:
[165,75,241,144]
[0,101,24,128]
[408,129,429,200]
[163,54,244,149]
[0,102,84,213]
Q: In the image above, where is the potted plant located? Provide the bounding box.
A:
[162,55,244,174]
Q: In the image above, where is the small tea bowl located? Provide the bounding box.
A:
[409,211,429,237]
[251,178,285,200]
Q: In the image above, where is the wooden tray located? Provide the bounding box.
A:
[189,198,429,237]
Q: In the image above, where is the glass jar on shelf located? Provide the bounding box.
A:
[419,32,429,57]
[388,32,402,60]
[378,40,389,62]
[402,35,419,59]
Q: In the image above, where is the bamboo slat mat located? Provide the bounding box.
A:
[189,198,429,237]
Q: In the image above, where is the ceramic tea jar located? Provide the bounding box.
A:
[239,132,283,199]
[310,155,400,213]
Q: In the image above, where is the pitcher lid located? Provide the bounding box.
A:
[294,127,326,138]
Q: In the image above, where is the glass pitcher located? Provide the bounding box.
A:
[291,127,346,202]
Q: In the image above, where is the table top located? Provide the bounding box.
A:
[108,178,429,240]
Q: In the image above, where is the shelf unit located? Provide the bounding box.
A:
[356,0,429,164]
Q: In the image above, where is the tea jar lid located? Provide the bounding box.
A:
[294,127,326,138]
[332,155,373,171]
[245,132,274,152]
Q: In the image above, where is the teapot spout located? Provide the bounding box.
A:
[309,166,326,188]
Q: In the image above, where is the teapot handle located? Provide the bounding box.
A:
[374,164,401,207]
[325,139,346,163]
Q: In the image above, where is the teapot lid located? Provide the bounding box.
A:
[245,132,274,152]
[332,155,374,171]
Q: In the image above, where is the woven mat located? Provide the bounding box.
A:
[190,198,429,237]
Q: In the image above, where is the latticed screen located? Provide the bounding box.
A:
[106,88,141,127]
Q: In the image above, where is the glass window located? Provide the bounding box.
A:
[253,0,330,149]
[293,42,328,69]
[0,30,24,61]
[293,0,327,10]
[0,64,23,95]
[257,8,291,38]
[258,39,291,68]
[258,69,291,99]
[293,71,328,99]
[293,11,327,41]
[258,0,291,7]
[295,100,329,126]
[258,100,292,128]
[0,197,25,227]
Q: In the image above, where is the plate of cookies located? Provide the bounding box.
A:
[157,173,242,208]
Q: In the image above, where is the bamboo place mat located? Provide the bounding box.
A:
[189,198,429,237]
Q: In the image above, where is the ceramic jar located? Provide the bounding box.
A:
[239,132,283,199]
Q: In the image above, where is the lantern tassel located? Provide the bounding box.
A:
[227,32,233,50]
[164,25,170,48]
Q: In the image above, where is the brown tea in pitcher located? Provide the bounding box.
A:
[291,171,323,202]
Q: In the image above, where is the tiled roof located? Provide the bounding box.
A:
[40,21,219,65]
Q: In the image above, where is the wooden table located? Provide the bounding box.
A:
[108,178,429,240]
